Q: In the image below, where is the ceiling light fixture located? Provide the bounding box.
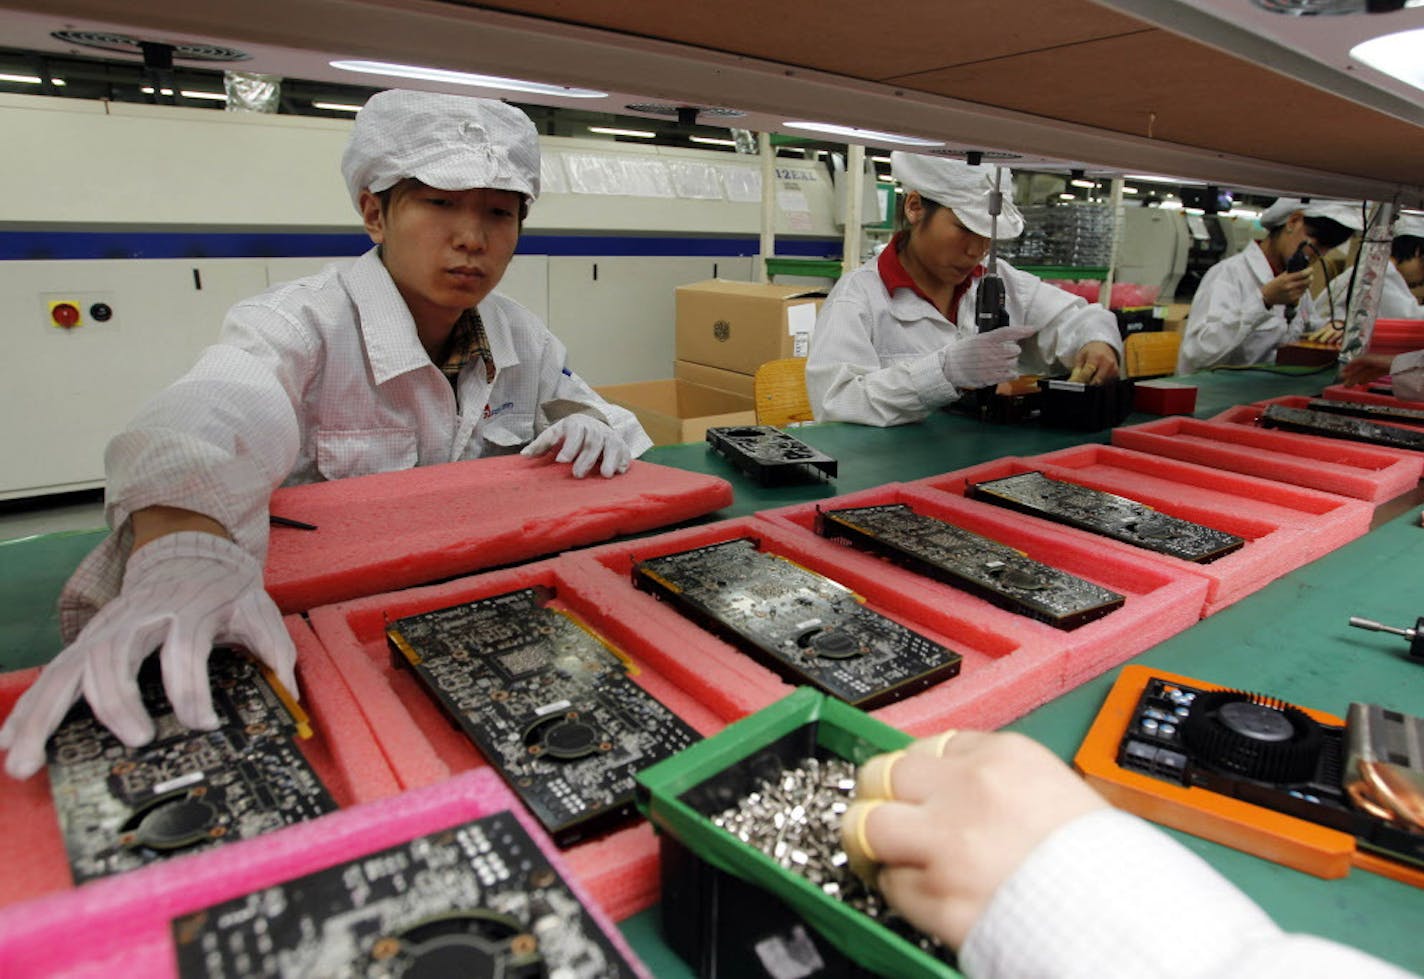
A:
[313,101,363,113]
[330,59,608,99]
[781,121,942,147]
[689,135,737,147]
[1070,178,1096,189]
[1350,28,1424,92]
[588,126,655,138]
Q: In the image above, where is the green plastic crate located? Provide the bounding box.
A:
[636,688,958,978]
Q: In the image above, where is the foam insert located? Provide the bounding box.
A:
[753,484,1209,733]
[917,448,1370,616]
[303,557,727,922]
[1111,416,1423,502]
[0,767,648,979]
[1321,383,1424,410]
[1211,396,1424,460]
[264,455,733,613]
[0,617,399,911]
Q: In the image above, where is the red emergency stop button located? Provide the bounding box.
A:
[50,302,81,329]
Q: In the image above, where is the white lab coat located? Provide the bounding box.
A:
[806,257,1122,427]
[1390,349,1424,402]
[1177,243,1322,374]
[1319,261,1424,322]
[960,808,1412,979]
[58,247,650,638]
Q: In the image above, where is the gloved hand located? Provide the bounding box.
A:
[940,324,1039,392]
[521,414,631,478]
[0,531,297,779]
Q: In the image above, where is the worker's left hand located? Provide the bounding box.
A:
[521,415,631,478]
[1339,352,1394,388]
[1069,341,1120,385]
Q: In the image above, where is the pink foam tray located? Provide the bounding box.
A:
[753,483,1209,732]
[562,511,1196,738]
[0,617,401,912]
[1211,395,1424,460]
[264,454,733,613]
[1321,383,1424,410]
[303,556,727,922]
[1111,416,1422,503]
[915,446,1372,616]
[0,767,648,979]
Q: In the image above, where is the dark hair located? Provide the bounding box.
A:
[1391,235,1424,264]
[896,192,941,234]
[376,179,529,225]
[1303,215,1353,251]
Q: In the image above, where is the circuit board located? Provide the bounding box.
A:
[45,648,334,884]
[171,809,641,978]
[817,503,1125,629]
[1259,404,1424,452]
[706,425,838,485]
[966,471,1245,563]
[631,537,961,709]
[387,587,701,847]
[1305,398,1424,427]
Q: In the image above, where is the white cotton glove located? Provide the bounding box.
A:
[0,532,297,779]
[520,414,632,478]
[940,324,1039,391]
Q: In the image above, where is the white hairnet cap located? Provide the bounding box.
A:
[891,151,1025,239]
[1302,200,1365,232]
[340,90,540,212]
[1258,198,1303,229]
[1395,213,1424,239]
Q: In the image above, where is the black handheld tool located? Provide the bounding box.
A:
[973,167,1009,334]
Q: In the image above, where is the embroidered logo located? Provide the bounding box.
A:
[713,319,731,342]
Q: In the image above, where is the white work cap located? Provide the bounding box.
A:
[340,90,540,212]
[1302,200,1365,232]
[891,151,1025,239]
[1258,197,1303,229]
[1395,213,1424,239]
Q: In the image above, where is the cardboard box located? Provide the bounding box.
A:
[597,379,756,446]
[676,280,825,375]
[1160,302,1191,333]
[674,359,756,398]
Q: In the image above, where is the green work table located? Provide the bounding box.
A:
[3,364,1419,975]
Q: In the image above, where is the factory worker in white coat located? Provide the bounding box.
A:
[1176,198,1362,374]
[1319,212,1424,325]
[0,90,651,779]
[806,152,1122,427]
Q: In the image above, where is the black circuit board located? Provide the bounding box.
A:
[1116,678,1424,870]
[632,537,961,709]
[46,649,334,884]
[1304,398,1424,427]
[387,587,700,847]
[966,471,1245,564]
[818,504,1125,630]
[706,425,838,485]
[171,810,640,979]
[1259,404,1424,452]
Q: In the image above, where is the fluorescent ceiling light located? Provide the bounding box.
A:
[1123,186,1139,194]
[1058,192,1077,200]
[588,126,655,138]
[782,121,942,147]
[180,90,227,101]
[314,101,363,113]
[870,155,892,164]
[1125,173,1205,186]
[1158,200,1184,210]
[331,59,607,98]
[1070,178,1096,189]
[0,73,41,84]
[1350,28,1424,93]
[140,86,175,96]
[689,135,736,147]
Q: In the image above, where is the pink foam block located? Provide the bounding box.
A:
[1111,416,1423,502]
[753,484,1209,734]
[264,455,733,613]
[304,556,726,921]
[1321,383,1424,410]
[1211,396,1424,461]
[918,449,1369,616]
[0,618,400,912]
[0,767,649,979]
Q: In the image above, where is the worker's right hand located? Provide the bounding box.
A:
[1261,268,1313,308]
[840,729,1107,950]
[1339,352,1395,388]
[0,532,297,779]
[940,324,1038,392]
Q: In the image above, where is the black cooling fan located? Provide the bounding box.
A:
[1181,690,1323,784]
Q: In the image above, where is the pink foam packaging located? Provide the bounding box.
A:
[0,617,400,911]
[1211,395,1424,460]
[1321,384,1424,410]
[917,447,1371,615]
[753,483,1209,731]
[0,767,649,979]
[1111,416,1423,502]
[264,455,733,613]
[304,556,727,921]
